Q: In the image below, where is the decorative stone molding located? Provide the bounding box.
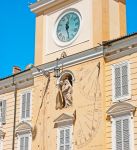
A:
[106,102,136,119]
[104,33,137,62]
[0,70,33,95]
[30,0,73,14]
[16,122,32,136]
[57,70,75,85]
[0,130,5,139]
[31,46,103,77]
[54,113,74,128]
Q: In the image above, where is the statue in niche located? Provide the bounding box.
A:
[56,76,73,109]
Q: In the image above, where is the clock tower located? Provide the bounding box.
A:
[30,0,126,65]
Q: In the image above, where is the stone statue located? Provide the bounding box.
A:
[56,78,73,109]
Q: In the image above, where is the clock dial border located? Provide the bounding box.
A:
[53,9,82,47]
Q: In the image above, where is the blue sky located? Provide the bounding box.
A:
[0,0,137,78]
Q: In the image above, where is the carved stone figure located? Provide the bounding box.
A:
[62,79,73,107]
[56,78,73,109]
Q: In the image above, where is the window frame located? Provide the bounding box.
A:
[18,133,32,150]
[0,100,6,125]
[57,125,73,150]
[20,90,32,122]
[112,61,131,102]
[112,115,134,150]
[0,138,3,150]
[0,101,3,124]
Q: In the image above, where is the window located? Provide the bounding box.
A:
[112,62,130,101]
[21,92,31,121]
[54,114,73,150]
[112,116,134,150]
[19,134,31,150]
[0,138,3,150]
[57,126,72,150]
[0,100,6,124]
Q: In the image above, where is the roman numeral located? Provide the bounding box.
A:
[75,22,79,26]
[73,28,78,32]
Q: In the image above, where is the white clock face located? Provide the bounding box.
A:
[54,10,81,46]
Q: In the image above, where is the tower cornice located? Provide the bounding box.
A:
[29,0,75,14]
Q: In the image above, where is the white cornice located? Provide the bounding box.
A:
[104,34,137,61]
[0,70,33,95]
[31,46,103,77]
[29,0,68,14]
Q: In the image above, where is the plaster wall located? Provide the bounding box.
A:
[119,0,126,36]
[0,91,15,150]
[0,86,33,150]
[32,57,106,150]
[109,0,120,39]
[105,52,137,149]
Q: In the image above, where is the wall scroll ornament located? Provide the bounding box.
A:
[56,71,74,109]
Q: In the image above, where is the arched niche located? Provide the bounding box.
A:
[57,70,75,85]
[56,70,75,109]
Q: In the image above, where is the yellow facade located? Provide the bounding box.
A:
[105,51,137,149]
[1,0,137,150]
[32,57,106,150]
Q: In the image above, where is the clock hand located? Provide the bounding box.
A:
[66,21,70,39]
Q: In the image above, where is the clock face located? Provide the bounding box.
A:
[54,10,81,46]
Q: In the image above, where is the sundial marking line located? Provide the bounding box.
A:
[77,117,86,139]
[91,76,100,136]
[85,115,99,125]
[75,62,102,148]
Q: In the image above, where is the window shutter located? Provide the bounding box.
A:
[116,120,122,150]
[58,127,72,150]
[22,94,26,119]
[122,65,128,96]
[115,67,121,98]
[2,100,6,124]
[65,129,70,150]
[20,137,25,150]
[26,93,31,118]
[25,137,29,150]
[0,139,2,150]
[60,130,64,150]
[0,102,3,122]
[123,119,130,150]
